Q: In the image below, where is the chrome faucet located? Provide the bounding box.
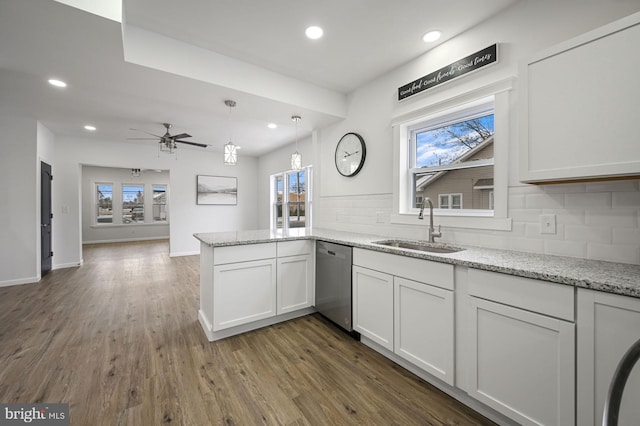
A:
[418,197,442,243]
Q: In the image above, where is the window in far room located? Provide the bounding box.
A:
[152,185,168,222]
[96,183,113,224]
[122,184,144,224]
[270,166,312,232]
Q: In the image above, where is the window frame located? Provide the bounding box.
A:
[438,193,463,209]
[121,183,145,224]
[95,182,114,225]
[390,78,513,231]
[152,184,169,223]
[270,165,313,233]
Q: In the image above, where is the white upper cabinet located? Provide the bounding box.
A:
[519,12,640,183]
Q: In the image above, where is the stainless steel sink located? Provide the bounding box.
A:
[372,240,465,254]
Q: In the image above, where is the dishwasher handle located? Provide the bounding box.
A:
[317,243,349,260]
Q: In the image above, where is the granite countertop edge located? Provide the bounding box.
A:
[193,229,640,299]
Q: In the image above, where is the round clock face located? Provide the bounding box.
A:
[335,133,366,177]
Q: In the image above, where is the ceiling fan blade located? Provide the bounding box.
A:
[130,128,163,138]
[127,137,159,140]
[171,133,191,140]
[175,140,208,148]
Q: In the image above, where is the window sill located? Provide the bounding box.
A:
[91,222,169,228]
[390,213,511,231]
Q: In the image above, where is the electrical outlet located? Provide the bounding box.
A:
[376,211,385,223]
[540,214,557,235]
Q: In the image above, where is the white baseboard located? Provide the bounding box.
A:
[53,261,82,270]
[170,250,199,257]
[82,236,169,245]
[0,276,39,288]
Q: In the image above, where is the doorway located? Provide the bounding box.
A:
[41,161,53,276]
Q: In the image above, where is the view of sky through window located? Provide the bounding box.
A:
[416,114,494,168]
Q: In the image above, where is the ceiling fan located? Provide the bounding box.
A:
[129,123,208,153]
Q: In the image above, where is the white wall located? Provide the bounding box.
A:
[306,0,640,264]
[81,166,170,244]
[54,136,258,266]
[0,116,38,286]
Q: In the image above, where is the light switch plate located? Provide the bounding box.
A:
[540,214,557,234]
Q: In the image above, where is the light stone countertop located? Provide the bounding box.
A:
[194,228,640,299]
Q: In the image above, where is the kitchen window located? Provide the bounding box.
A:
[122,184,144,224]
[96,183,113,224]
[270,166,312,232]
[391,78,513,231]
[409,98,494,213]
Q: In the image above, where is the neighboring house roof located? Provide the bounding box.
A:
[416,135,494,192]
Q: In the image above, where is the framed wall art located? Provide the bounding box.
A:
[196,175,237,205]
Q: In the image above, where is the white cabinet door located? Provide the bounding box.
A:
[213,259,277,331]
[468,297,575,426]
[353,265,394,351]
[394,277,454,385]
[277,254,313,315]
[519,14,640,183]
[577,289,640,426]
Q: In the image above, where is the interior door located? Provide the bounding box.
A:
[41,161,52,276]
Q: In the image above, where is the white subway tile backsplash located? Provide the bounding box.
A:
[564,192,612,209]
[508,208,543,223]
[544,240,587,259]
[586,209,638,227]
[586,180,639,193]
[555,209,586,226]
[510,237,545,254]
[587,243,640,264]
[316,182,640,265]
[612,227,640,245]
[543,183,586,194]
[564,225,611,243]
[525,193,564,209]
[612,191,640,208]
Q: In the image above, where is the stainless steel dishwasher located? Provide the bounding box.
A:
[315,241,354,332]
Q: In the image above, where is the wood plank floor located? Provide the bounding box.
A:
[0,240,495,425]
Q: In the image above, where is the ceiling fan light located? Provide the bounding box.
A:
[224,142,237,165]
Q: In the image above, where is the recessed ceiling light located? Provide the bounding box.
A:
[422,30,442,43]
[48,78,67,88]
[84,125,96,131]
[268,123,277,129]
[305,26,323,40]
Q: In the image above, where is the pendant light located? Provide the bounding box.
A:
[224,100,238,165]
[291,115,302,171]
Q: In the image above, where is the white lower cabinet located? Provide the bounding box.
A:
[352,248,455,381]
[466,269,575,426]
[353,265,394,350]
[394,276,454,385]
[277,253,313,315]
[213,258,277,331]
[577,288,640,426]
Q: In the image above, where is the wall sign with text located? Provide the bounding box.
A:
[398,44,498,101]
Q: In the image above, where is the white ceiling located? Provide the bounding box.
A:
[0,0,519,156]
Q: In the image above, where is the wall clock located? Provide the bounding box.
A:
[335,132,366,177]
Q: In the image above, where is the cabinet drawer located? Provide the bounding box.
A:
[354,248,453,290]
[213,243,277,265]
[468,269,574,321]
[277,240,313,257]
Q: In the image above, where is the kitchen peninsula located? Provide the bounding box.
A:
[195,228,640,425]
